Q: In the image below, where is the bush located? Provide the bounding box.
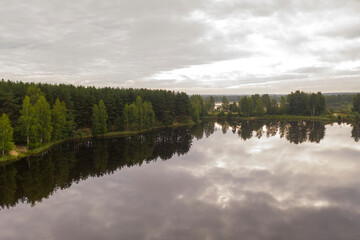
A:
[218,111,225,117]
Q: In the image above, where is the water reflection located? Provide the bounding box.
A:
[0,127,194,209]
[351,121,360,142]
[0,121,360,240]
[218,120,326,144]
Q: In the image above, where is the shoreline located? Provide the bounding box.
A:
[0,122,195,165]
[1,115,358,164]
[201,114,358,123]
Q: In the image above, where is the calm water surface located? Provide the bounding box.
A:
[1,121,360,240]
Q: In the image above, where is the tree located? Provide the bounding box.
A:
[286,91,309,115]
[0,114,14,156]
[353,94,360,113]
[52,98,68,140]
[92,100,108,136]
[239,96,253,117]
[18,96,35,148]
[229,102,238,113]
[26,85,45,105]
[279,96,287,114]
[309,92,326,116]
[190,95,205,122]
[34,96,52,144]
[222,96,230,112]
[254,98,265,116]
[204,96,215,114]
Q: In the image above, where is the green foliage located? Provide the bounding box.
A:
[229,102,238,113]
[0,114,14,155]
[286,91,309,115]
[52,98,74,140]
[92,100,108,136]
[353,94,360,113]
[26,84,45,105]
[18,96,35,148]
[279,96,287,114]
[190,95,205,122]
[239,96,253,117]
[326,94,354,111]
[122,96,156,131]
[0,80,190,129]
[254,98,265,116]
[355,112,360,122]
[218,111,225,117]
[34,96,52,144]
[286,91,326,116]
[309,92,326,116]
[204,96,215,114]
[221,96,230,112]
[175,92,190,116]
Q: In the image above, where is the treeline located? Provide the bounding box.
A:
[204,93,358,112]
[0,80,195,155]
[216,91,326,117]
[0,79,192,129]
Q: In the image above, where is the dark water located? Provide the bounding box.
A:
[1,121,360,240]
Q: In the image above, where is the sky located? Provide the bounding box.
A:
[0,0,359,94]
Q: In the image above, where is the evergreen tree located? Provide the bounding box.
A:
[222,96,230,112]
[229,102,238,113]
[279,96,287,114]
[0,113,14,156]
[34,96,52,144]
[239,96,253,117]
[353,94,360,113]
[204,96,215,114]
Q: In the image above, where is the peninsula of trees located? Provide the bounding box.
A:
[0,79,359,159]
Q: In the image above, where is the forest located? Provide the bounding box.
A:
[0,79,359,158]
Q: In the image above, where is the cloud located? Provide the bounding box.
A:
[0,0,359,93]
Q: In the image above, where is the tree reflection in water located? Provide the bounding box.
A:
[0,120,357,209]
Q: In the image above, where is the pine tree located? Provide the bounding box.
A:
[222,96,230,112]
[352,94,360,113]
[0,113,14,156]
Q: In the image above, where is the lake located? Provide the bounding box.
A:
[0,121,360,240]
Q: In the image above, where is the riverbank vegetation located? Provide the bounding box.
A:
[0,79,359,161]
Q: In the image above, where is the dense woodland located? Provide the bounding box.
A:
[0,79,359,157]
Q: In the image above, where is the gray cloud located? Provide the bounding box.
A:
[0,0,359,93]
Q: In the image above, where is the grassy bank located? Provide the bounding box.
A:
[0,121,195,164]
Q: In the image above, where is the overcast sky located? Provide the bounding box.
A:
[1,0,359,94]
